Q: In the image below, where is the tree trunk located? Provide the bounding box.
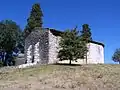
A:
[85,53,87,64]
[69,60,72,65]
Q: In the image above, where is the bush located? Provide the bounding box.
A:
[0,60,3,67]
[12,56,16,66]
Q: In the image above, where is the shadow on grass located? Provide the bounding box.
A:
[52,63,82,66]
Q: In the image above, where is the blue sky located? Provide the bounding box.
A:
[0,0,120,64]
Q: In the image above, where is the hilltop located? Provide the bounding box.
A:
[0,64,120,90]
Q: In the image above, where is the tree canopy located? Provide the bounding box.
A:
[81,24,92,42]
[80,24,92,64]
[24,3,43,38]
[112,48,120,64]
[58,27,87,64]
[0,20,22,52]
[0,20,23,66]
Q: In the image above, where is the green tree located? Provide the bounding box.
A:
[81,24,92,64]
[0,20,23,66]
[112,48,120,64]
[24,3,43,37]
[17,31,24,53]
[58,27,87,64]
[81,24,92,41]
[0,20,19,52]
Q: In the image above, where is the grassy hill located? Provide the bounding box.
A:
[0,64,120,90]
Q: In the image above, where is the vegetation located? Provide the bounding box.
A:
[112,48,120,64]
[58,27,87,64]
[0,61,3,67]
[0,2,120,90]
[81,24,92,41]
[24,3,43,38]
[81,24,92,64]
[0,20,23,66]
[0,64,120,90]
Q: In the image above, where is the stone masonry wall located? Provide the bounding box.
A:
[87,43,104,64]
[24,29,49,65]
[48,30,61,64]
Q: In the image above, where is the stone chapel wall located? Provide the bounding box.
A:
[24,29,49,65]
[23,28,104,68]
[86,43,104,64]
[48,30,61,64]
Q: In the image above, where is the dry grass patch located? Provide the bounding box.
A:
[0,64,120,90]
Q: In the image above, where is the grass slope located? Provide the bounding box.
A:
[0,64,120,90]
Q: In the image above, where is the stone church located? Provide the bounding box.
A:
[19,28,104,68]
